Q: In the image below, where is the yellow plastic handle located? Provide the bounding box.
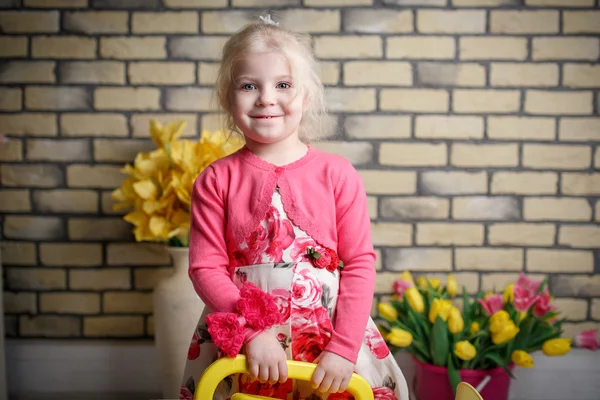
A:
[195,354,374,400]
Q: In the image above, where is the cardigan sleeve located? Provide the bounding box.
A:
[324,162,377,364]
[189,168,265,343]
[188,166,239,314]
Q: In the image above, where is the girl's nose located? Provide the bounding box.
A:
[256,89,276,106]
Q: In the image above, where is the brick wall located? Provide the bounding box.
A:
[0,0,599,340]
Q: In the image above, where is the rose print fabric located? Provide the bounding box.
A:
[180,189,409,400]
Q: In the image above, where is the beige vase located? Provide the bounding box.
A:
[153,247,205,399]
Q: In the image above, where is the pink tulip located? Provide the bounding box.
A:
[478,294,504,316]
[513,273,542,313]
[574,330,599,351]
[533,292,556,318]
[393,279,412,298]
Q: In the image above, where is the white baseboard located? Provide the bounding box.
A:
[5,339,600,400]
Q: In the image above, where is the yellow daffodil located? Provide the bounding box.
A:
[378,303,398,321]
[470,321,480,334]
[405,287,424,313]
[492,320,520,345]
[448,307,464,334]
[511,350,534,368]
[113,121,243,244]
[504,283,515,304]
[542,338,571,356]
[446,274,458,297]
[429,298,453,323]
[386,328,413,347]
[455,341,476,361]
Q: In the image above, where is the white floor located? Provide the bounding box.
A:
[5,339,600,400]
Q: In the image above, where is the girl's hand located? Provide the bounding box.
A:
[245,330,288,384]
[311,351,355,394]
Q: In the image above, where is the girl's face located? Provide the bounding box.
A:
[231,52,305,146]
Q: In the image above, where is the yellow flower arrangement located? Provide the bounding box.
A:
[376,271,584,394]
[112,120,243,246]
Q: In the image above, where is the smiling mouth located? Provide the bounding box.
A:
[251,116,282,119]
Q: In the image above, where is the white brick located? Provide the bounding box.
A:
[526,91,593,115]
[380,89,448,112]
[559,118,600,142]
[345,9,413,33]
[344,115,411,139]
[454,90,520,113]
[563,11,600,34]
[491,63,558,87]
[491,10,559,34]
[416,116,483,139]
[387,36,455,59]
[533,37,600,61]
[488,117,555,141]
[460,37,527,60]
[418,10,485,33]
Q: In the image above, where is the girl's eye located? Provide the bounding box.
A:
[277,82,291,89]
[241,83,256,91]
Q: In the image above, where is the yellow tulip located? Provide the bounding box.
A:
[511,350,534,368]
[429,278,441,290]
[448,307,464,334]
[417,277,428,290]
[455,341,476,361]
[405,287,425,313]
[429,298,453,323]
[492,320,520,345]
[470,321,480,334]
[399,270,414,284]
[485,291,495,299]
[489,310,510,334]
[386,328,413,347]
[542,338,571,356]
[518,312,527,322]
[378,303,398,321]
[446,274,458,297]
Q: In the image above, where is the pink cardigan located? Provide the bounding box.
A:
[188,145,376,363]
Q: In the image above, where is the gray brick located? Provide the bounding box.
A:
[6,268,66,290]
[0,61,55,83]
[551,275,600,297]
[34,190,98,214]
[92,0,159,7]
[345,9,413,33]
[421,171,487,195]
[417,62,485,87]
[4,216,65,240]
[453,197,520,220]
[385,248,453,272]
[1,164,63,187]
[381,197,449,219]
[168,37,228,60]
[59,61,125,84]
[384,0,446,5]
[68,218,132,240]
[20,315,80,337]
[25,87,90,111]
[27,139,90,162]
[94,139,155,162]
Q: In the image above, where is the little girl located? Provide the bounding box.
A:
[179,15,409,400]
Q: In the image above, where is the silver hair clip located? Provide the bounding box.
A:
[259,14,279,27]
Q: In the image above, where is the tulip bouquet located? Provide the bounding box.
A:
[112,121,243,247]
[376,271,596,394]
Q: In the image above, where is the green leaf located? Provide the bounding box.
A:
[430,317,449,366]
[447,353,461,395]
[484,352,515,379]
[536,276,549,294]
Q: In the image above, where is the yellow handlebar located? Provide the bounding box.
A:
[194,354,374,400]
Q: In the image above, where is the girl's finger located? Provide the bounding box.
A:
[328,377,343,394]
[318,373,334,393]
[339,376,351,392]
[311,365,325,389]
[258,364,269,383]
[268,364,279,384]
[248,362,259,380]
[278,358,288,383]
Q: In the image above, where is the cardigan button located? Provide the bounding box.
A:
[274,167,284,174]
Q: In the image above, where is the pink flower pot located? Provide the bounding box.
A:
[412,356,514,400]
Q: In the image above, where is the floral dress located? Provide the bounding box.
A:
[180,188,409,400]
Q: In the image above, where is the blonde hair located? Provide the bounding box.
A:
[214,19,329,143]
